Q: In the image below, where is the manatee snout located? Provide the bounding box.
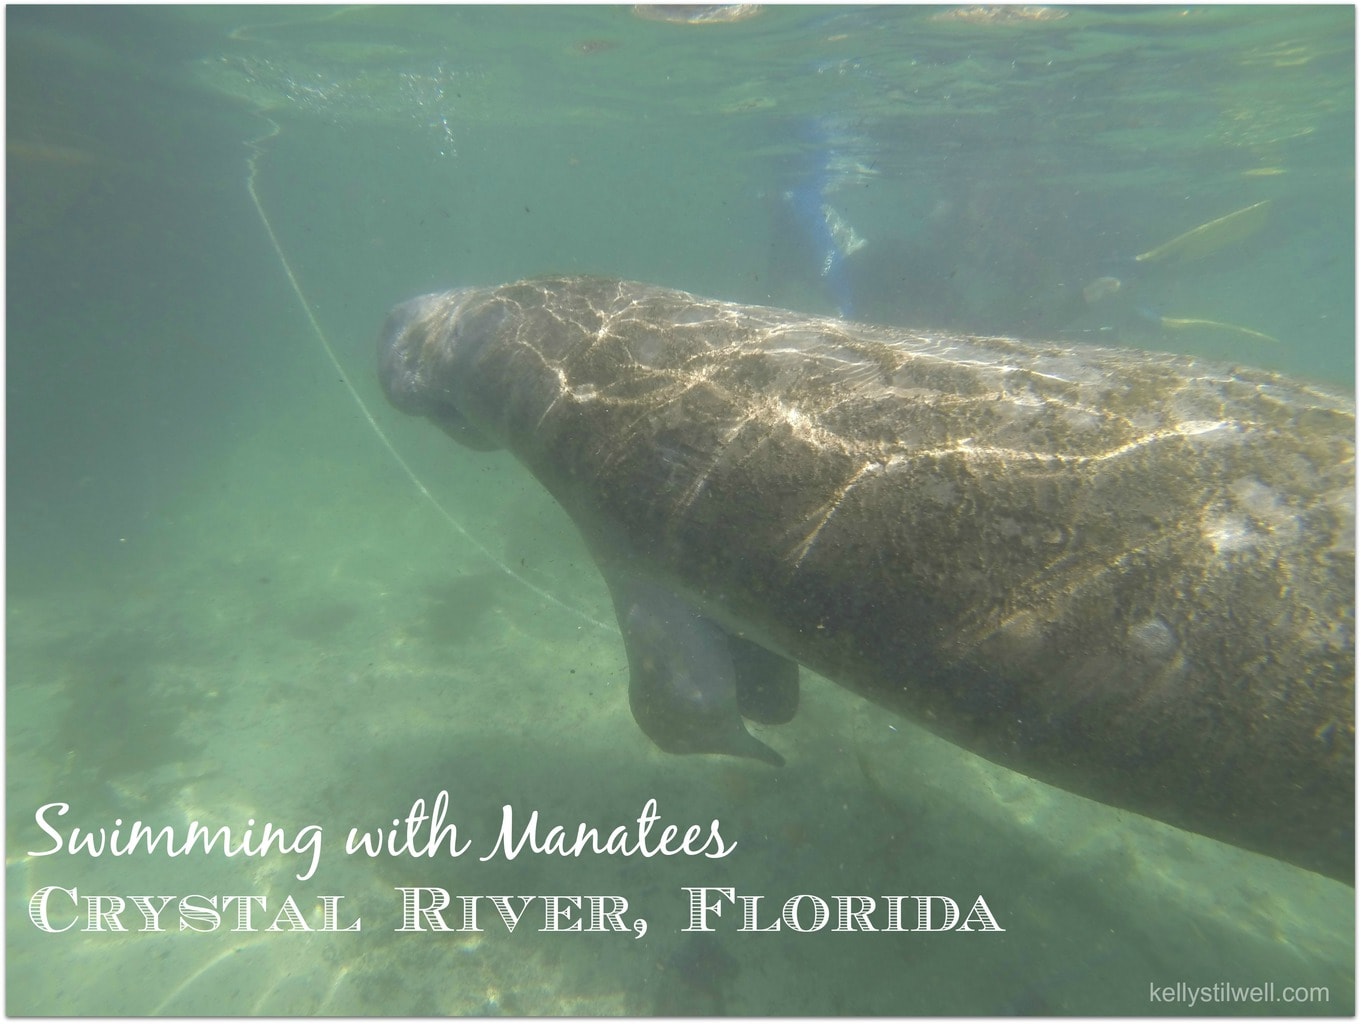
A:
[377,292,444,414]
[377,290,499,451]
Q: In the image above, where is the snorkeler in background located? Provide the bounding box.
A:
[768,116,873,320]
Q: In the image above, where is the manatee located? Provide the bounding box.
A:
[378,276,1355,884]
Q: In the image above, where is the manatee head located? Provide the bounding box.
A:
[377,288,500,451]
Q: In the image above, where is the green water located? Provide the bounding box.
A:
[6,4,1354,1015]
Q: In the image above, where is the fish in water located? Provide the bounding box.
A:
[378,276,1354,885]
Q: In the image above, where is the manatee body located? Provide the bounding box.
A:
[379,276,1355,884]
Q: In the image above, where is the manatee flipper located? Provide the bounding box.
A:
[727,635,799,725]
[605,574,785,767]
